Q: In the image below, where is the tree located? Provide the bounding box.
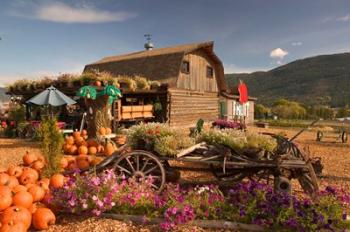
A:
[336,107,350,118]
[254,104,270,119]
[271,99,306,119]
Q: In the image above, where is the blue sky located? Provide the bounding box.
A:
[1,0,350,86]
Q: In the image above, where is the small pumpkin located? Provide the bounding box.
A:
[95,80,102,87]
[28,202,46,214]
[81,129,88,136]
[104,143,116,156]
[49,174,65,188]
[0,186,12,211]
[0,221,26,232]
[37,178,50,192]
[19,168,39,185]
[75,136,85,146]
[78,145,88,155]
[62,144,72,154]
[6,176,19,188]
[0,173,10,185]
[32,208,56,230]
[68,145,78,155]
[90,156,103,166]
[88,146,97,155]
[0,206,32,229]
[60,157,68,169]
[72,130,81,140]
[76,155,90,170]
[31,160,45,171]
[23,151,37,166]
[97,145,104,153]
[12,191,33,208]
[7,166,23,178]
[98,127,106,135]
[106,127,112,135]
[65,136,75,145]
[28,185,45,202]
[12,185,27,194]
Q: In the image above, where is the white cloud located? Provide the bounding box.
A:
[270,48,288,59]
[291,41,302,46]
[337,14,350,22]
[10,1,137,23]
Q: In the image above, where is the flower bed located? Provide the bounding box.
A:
[50,170,350,231]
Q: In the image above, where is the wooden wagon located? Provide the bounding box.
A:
[84,131,321,196]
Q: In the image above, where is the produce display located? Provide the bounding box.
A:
[61,127,118,171]
[0,152,60,231]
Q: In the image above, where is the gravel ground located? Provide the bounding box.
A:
[0,126,349,231]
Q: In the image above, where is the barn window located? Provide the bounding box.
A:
[206,66,213,78]
[181,61,190,74]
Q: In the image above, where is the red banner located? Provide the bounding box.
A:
[238,82,248,104]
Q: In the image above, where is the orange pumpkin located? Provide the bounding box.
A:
[73,131,81,139]
[37,178,50,192]
[88,146,97,155]
[98,127,106,135]
[104,143,116,156]
[106,127,112,135]
[28,185,45,202]
[78,145,88,155]
[31,160,45,171]
[41,192,52,206]
[0,173,10,185]
[6,176,19,188]
[12,191,33,208]
[68,145,78,155]
[63,144,72,154]
[90,156,103,166]
[75,136,85,146]
[0,221,26,232]
[12,185,27,194]
[23,151,37,166]
[0,206,32,229]
[32,207,56,230]
[28,202,46,214]
[95,80,102,87]
[7,166,23,178]
[36,154,45,162]
[49,174,65,188]
[0,186,12,211]
[76,155,90,170]
[60,157,68,169]
[65,136,75,145]
[97,145,104,153]
[87,139,99,147]
[81,129,88,136]
[19,168,39,185]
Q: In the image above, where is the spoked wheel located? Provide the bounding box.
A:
[342,131,348,143]
[112,150,166,192]
[298,162,319,196]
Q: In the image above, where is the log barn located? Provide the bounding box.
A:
[84,41,255,127]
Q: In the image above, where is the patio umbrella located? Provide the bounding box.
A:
[27,86,76,106]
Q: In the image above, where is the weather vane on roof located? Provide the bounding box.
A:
[144,34,154,51]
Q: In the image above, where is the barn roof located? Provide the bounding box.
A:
[84,41,227,91]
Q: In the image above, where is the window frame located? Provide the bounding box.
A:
[181,61,190,74]
[206,65,214,78]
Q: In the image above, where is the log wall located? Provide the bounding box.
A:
[168,88,219,127]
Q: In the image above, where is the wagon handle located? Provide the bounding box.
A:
[289,119,319,142]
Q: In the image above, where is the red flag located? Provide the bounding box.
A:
[238,82,248,104]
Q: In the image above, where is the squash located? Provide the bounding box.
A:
[0,173,10,185]
[78,145,88,155]
[28,185,45,202]
[23,152,37,166]
[31,160,45,171]
[37,178,50,192]
[68,145,78,155]
[12,191,33,208]
[62,144,72,154]
[0,206,32,229]
[28,202,46,214]
[81,129,88,136]
[0,221,26,232]
[75,137,85,146]
[19,168,39,185]
[98,127,106,135]
[65,136,75,145]
[60,157,68,169]
[90,156,103,166]
[32,208,56,230]
[72,131,81,140]
[104,143,116,156]
[0,186,12,211]
[88,146,97,155]
[106,127,112,135]
[7,166,23,178]
[49,174,65,188]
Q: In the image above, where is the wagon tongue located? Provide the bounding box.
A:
[289,119,319,142]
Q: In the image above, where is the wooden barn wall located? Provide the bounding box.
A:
[168,88,219,127]
[247,100,254,124]
[177,50,219,93]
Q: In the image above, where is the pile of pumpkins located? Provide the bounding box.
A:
[61,128,117,171]
[0,152,66,231]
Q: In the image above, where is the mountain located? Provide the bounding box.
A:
[0,87,10,102]
[225,53,350,107]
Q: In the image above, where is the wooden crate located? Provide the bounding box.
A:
[121,105,154,120]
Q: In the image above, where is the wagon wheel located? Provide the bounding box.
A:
[342,131,348,143]
[296,148,319,196]
[112,150,166,192]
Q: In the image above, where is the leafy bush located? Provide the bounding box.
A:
[127,123,194,157]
